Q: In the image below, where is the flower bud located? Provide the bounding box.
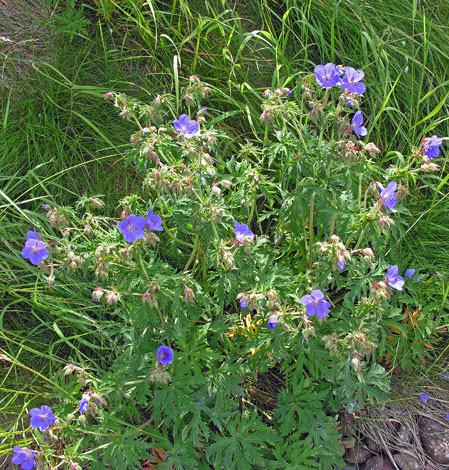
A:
[84,224,93,235]
[104,92,113,99]
[92,198,104,208]
[364,142,380,153]
[92,287,104,301]
[63,363,76,375]
[352,354,361,374]
[78,414,87,427]
[211,184,221,196]
[200,86,211,97]
[105,289,119,305]
[66,413,75,424]
[184,287,195,303]
[220,179,233,188]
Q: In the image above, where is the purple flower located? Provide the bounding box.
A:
[420,393,429,403]
[146,209,163,231]
[300,289,331,318]
[29,405,55,432]
[117,214,146,243]
[340,67,366,95]
[79,398,88,414]
[26,229,40,240]
[416,276,423,283]
[441,372,449,380]
[157,345,174,365]
[351,111,367,137]
[400,409,408,415]
[338,259,345,270]
[174,114,199,139]
[240,299,247,309]
[446,413,449,420]
[424,135,443,159]
[21,239,49,266]
[12,446,36,470]
[234,221,254,243]
[314,63,342,88]
[380,181,398,212]
[268,315,278,329]
[405,269,415,278]
[386,265,405,290]
[284,88,292,95]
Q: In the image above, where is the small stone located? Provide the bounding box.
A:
[381,460,395,470]
[420,416,446,434]
[393,453,421,470]
[364,456,384,470]
[367,438,380,452]
[420,431,449,464]
[397,425,413,443]
[345,444,371,464]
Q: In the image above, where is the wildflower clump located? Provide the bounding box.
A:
[6,63,445,470]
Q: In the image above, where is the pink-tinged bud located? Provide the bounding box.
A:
[141,292,152,306]
[189,75,199,83]
[364,142,380,153]
[92,198,104,208]
[200,86,212,98]
[220,179,233,188]
[153,95,162,106]
[120,210,130,219]
[262,89,272,98]
[184,94,194,106]
[78,414,87,427]
[84,224,93,235]
[352,354,362,374]
[360,248,374,259]
[104,92,113,99]
[420,162,440,172]
[211,184,221,196]
[184,287,195,303]
[330,234,341,244]
[63,363,76,375]
[378,215,395,231]
[92,287,104,301]
[49,215,58,225]
[47,274,55,288]
[104,290,119,305]
[70,463,82,470]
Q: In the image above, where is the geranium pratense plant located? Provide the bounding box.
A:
[8,69,446,470]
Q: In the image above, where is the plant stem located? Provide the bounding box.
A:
[308,193,315,269]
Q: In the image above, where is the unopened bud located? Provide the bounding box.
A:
[105,290,119,305]
[63,363,76,375]
[211,184,221,196]
[78,414,87,427]
[92,287,104,301]
[184,287,195,303]
[104,92,113,99]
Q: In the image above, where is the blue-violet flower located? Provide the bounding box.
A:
[157,346,174,365]
[146,209,163,231]
[174,114,199,139]
[12,447,35,470]
[423,135,443,159]
[300,290,331,318]
[386,265,405,290]
[340,67,366,95]
[380,181,398,212]
[234,221,254,243]
[21,239,49,266]
[29,405,55,432]
[117,214,146,243]
[313,63,341,88]
[351,111,367,137]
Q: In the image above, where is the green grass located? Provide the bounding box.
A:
[1,0,448,464]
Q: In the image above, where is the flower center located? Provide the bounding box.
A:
[159,352,167,359]
[128,224,136,232]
